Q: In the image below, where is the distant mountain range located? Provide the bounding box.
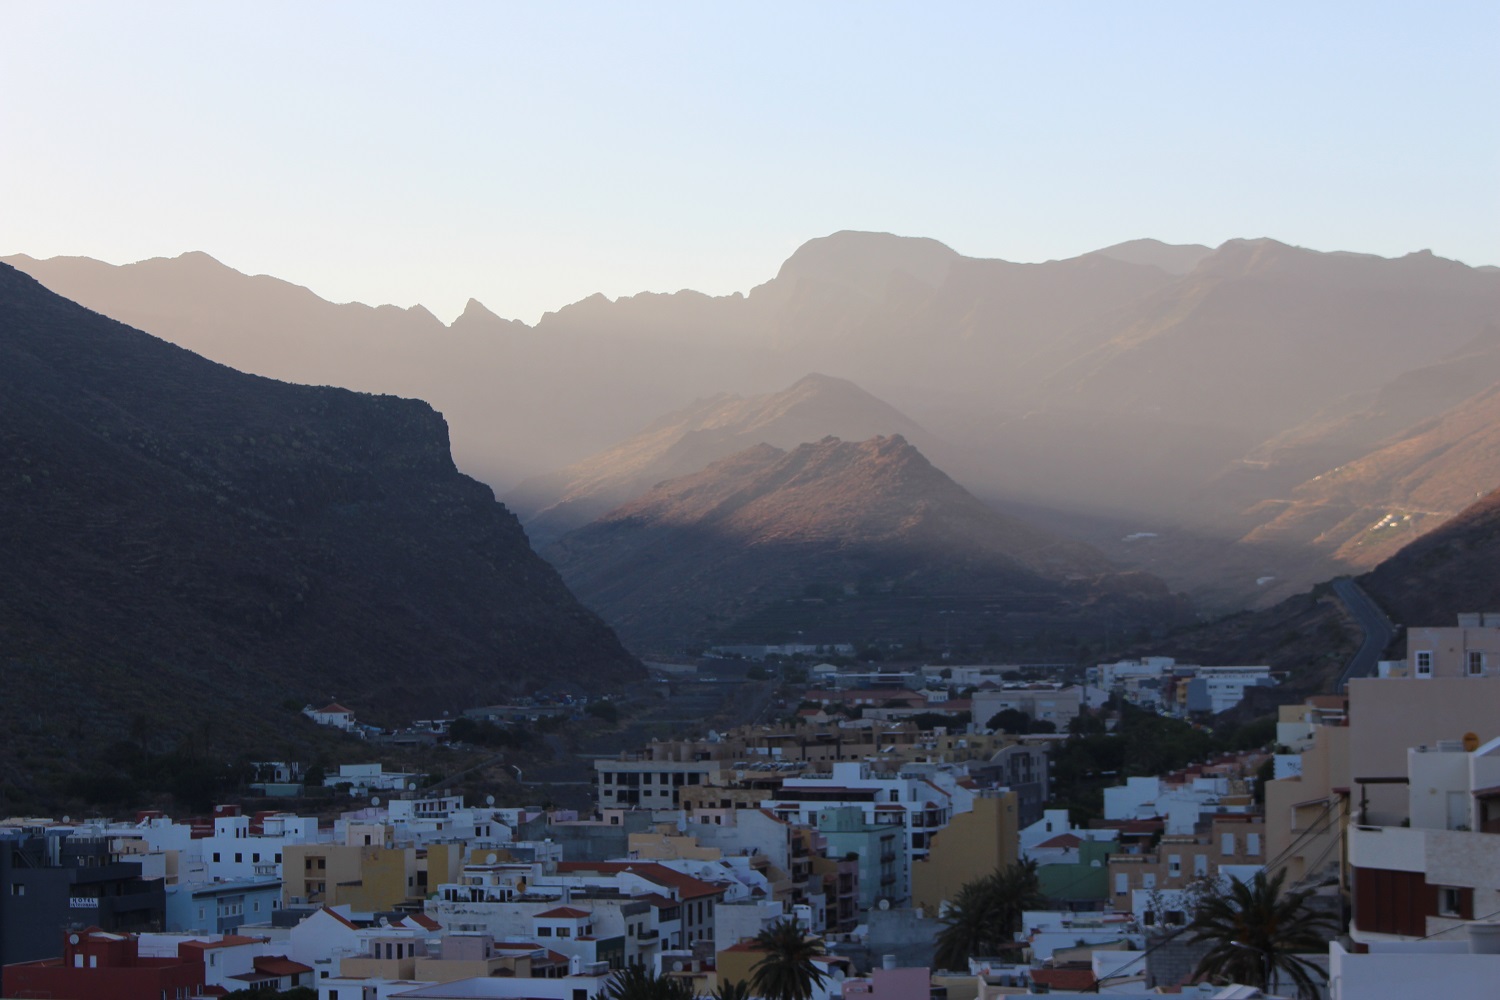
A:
[544,435,1190,654]
[0,263,639,767]
[9,232,1500,609]
[506,373,939,546]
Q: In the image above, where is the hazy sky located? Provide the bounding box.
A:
[3,2,1495,323]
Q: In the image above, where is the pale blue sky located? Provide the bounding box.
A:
[3,1,1495,323]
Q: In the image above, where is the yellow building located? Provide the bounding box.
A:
[910,790,1019,913]
[282,843,419,912]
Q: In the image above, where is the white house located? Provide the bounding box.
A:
[305,702,359,732]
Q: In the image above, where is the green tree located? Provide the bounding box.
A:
[602,964,695,1000]
[712,980,752,1000]
[749,918,827,1000]
[932,860,1045,970]
[1185,869,1337,996]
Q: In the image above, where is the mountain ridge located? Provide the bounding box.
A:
[546,434,1188,653]
[0,261,641,765]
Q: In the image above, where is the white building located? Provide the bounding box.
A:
[765,761,973,867]
[305,702,359,732]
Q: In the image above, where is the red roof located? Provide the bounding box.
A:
[1035,833,1083,850]
[253,956,314,976]
[636,893,680,909]
[318,905,360,929]
[180,935,268,951]
[1030,967,1097,990]
[536,906,591,919]
[317,702,355,715]
[555,861,726,900]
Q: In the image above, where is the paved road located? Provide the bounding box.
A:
[1332,577,1398,692]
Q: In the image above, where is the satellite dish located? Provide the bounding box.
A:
[408,782,417,791]
[877,898,891,910]
[379,916,390,927]
[486,853,498,864]
[69,933,80,945]
[486,795,495,806]
[62,816,71,824]
[672,961,685,972]
[371,796,381,806]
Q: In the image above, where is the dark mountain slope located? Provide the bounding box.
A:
[1360,485,1500,628]
[0,263,640,761]
[547,435,1189,654]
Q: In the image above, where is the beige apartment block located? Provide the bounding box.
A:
[910,791,1019,913]
[1401,616,1500,679]
[1347,675,1500,826]
[1265,722,1351,890]
[282,843,420,912]
[1107,815,1266,914]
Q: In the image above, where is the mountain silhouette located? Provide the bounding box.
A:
[10,233,1500,609]
[0,262,640,764]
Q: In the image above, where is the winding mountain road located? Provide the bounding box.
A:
[1332,577,1398,692]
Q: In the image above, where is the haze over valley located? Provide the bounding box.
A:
[13,233,1500,622]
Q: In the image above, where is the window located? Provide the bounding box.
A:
[1115,873,1128,896]
[213,853,221,863]
[235,853,242,864]
[1142,873,1157,889]
[1469,651,1484,676]
[9,884,22,896]
[1247,833,1261,856]
[538,927,552,937]
[1221,833,1236,856]
[1194,855,1208,876]
[1168,855,1181,876]
[1439,886,1467,917]
[1416,651,1433,677]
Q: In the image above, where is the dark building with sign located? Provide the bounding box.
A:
[0,829,166,993]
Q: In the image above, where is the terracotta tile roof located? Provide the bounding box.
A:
[253,956,314,976]
[1035,833,1083,849]
[400,913,442,930]
[636,892,680,909]
[318,905,360,929]
[180,935,268,950]
[536,906,591,919]
[555,861,726,899]
[317,702,355,714]
[1030,967,1097,990]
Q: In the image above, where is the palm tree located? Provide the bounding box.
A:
[934,878,994,970]
[603,964,696,1000]
[712,980,752,1000]
[749,918,827,1000]
[932,860,1045,970]
[989,858,1045,940]
[1185,869,1338,997]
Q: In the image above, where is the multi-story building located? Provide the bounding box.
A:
[1397,613,1500,679]
[0,828,167,971]
[1347,734,1500,943]
[910,791,1019,913]
[166,877,283,934]
[1107,815,1266,923]
[813,806,902,912]
[764,761,971,871]
[594,755,723,810]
